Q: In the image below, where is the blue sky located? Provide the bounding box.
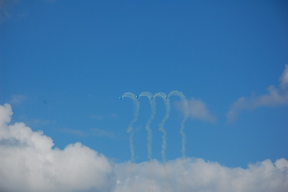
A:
[0,1,288,191]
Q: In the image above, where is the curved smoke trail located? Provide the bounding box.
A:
[139,92,156,161]
[122,92,140,162]
[168,90,189,192]
[168,90,188,158]
[154,92,172,192]
[153,92,170,163]
[138,92,156,192]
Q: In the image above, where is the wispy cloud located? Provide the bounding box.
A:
[60,128,89,137]
[8,94,27,105]
[177,98,216,123]
[0,0,18,23]
[26,119,56,127]
[61,127,115,138]
[226,65,288,124]
[90,113,119,120]
[91,128,115,138]
[89,114,104,120]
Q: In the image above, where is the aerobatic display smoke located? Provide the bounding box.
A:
[121,91,189,192]
[154,92,170,163]
[154,92,172,192]
[121,92,140,192]
[139,92,156,161]
[168,90,189,158]
[122,92,140,162]
[121,91,188,161]
[167,91,189,192]
[139,92,156,192]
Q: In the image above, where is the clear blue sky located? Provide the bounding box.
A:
[1,0,288,170]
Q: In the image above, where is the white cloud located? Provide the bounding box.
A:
[226,65,288,123]
[0,104,115,192]
[177,98,216,123]
[280,64,288,89]
[1,104,287,192]
[115,158,288,192]
[0,104,12,127]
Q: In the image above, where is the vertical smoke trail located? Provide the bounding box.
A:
[154,92,172,192]
[168,90,189,192]
[138,92,155,160]
[138,92,155,192]
[168,90,188,158]
[153,92,170,163]
[122,92,140,162]
[122,92,139,192]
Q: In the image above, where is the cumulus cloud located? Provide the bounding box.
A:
[115,158,288,192]
[177,98,216,123]
[1,103,287,192]
[0,104,115,192]
[226,65,288,123]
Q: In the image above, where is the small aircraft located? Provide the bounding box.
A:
[136,95,139,99]
[119,96,123,100]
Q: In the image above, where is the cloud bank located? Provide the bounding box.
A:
[0,104,115,192]
[226,65,288,123]
[1,104,287,192]
[115,158,288,192]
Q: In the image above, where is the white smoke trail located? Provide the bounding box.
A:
[154,93,172,192]
[122,92,140,162]
[138,92,156,192]
[122,92,140,192]
[168,91,189,192]
[168,90,188,158]
[139,92,156,161]
[153,92,170,163]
